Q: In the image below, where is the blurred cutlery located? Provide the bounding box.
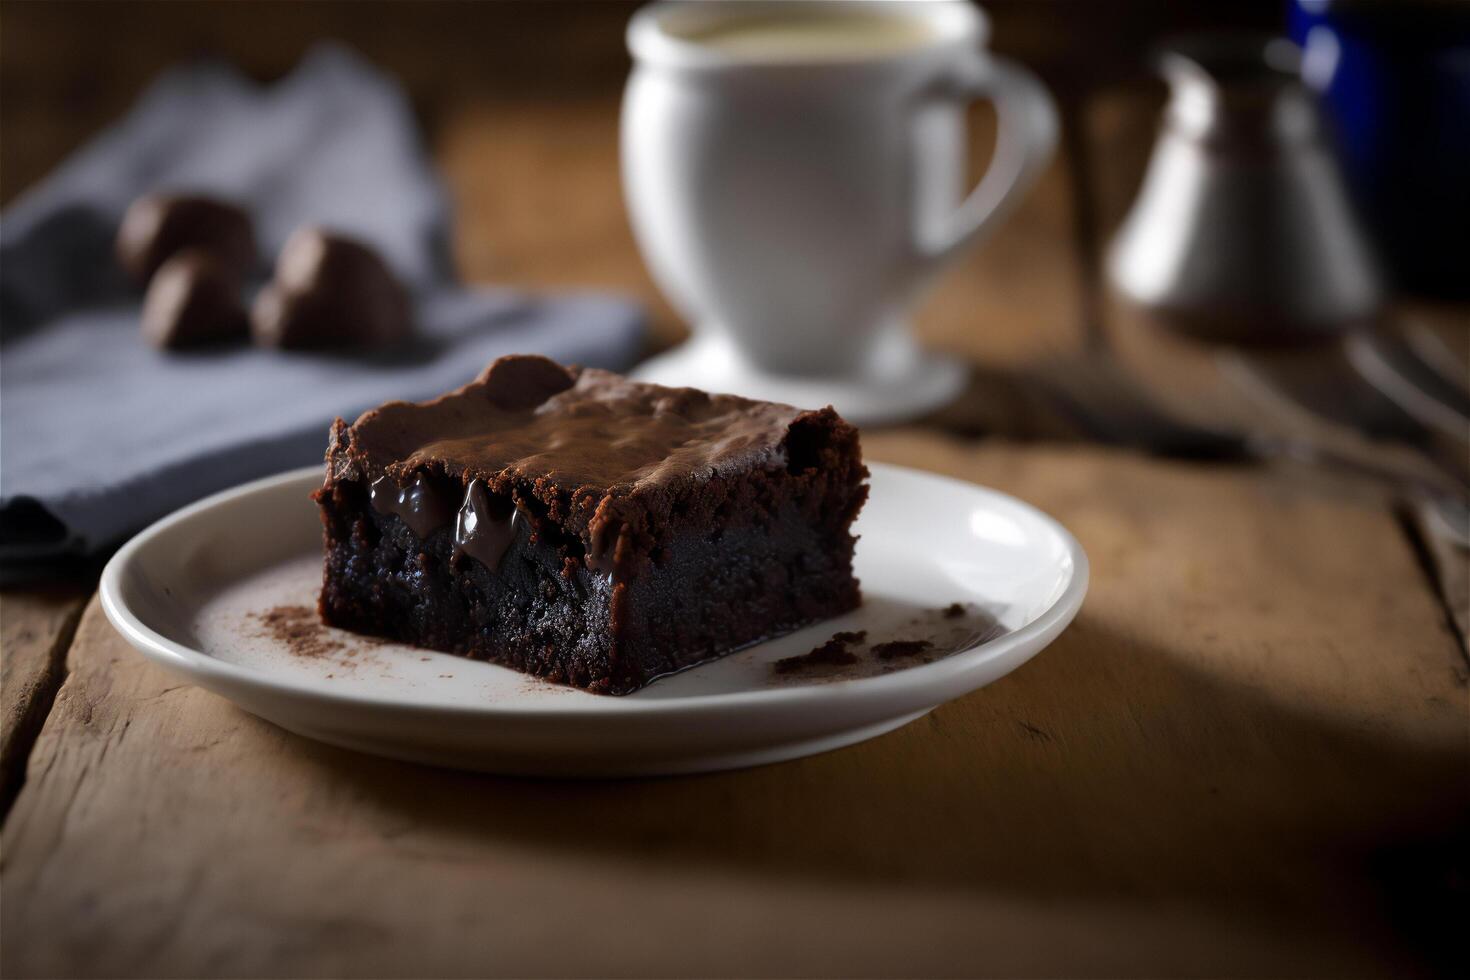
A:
[1344,331,1470,440]
[1030,351,1469,547]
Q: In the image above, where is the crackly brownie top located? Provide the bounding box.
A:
[323,355,865,577]
[328,354,819,493]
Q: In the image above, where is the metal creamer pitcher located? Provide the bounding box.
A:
[1107,36,1383,344]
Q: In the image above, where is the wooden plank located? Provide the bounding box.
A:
[4,442,1465,978]
[0,588,89,815]
[1406,499,1470,659]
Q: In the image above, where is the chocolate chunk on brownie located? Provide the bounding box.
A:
[314,354,868,694]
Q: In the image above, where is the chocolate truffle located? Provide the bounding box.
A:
[116,194,256,285]
[140,249,249,349]
[251,227,412,349]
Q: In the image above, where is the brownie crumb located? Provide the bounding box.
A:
[773,633,863,674]
[766,603,1006,685]
[873,639,933,661]
[251,604,345,659]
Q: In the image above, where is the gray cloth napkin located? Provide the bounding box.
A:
[0,45,645,576]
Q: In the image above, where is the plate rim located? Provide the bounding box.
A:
[99,462,1089,720]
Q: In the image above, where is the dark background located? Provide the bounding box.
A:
[1,0,1280,207]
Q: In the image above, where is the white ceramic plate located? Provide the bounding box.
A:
[100,464,1087,776]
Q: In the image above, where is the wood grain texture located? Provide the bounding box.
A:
[0,588,88,815]
[4,442,1465,979]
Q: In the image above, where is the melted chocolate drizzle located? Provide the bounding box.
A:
[370,471,609,580]
[342,356,821,492]
[453,478,520,570]
[369,474,454,539]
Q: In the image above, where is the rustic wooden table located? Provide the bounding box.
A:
[3,85,1467,978]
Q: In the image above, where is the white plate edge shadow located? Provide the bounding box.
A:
[98,463,1089,772]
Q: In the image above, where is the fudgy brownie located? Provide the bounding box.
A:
[314,355,868,694]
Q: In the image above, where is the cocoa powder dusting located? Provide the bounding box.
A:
[251,605,346,659]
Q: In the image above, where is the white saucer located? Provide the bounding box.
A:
[99,464,1087,777]
[633,335,969,426]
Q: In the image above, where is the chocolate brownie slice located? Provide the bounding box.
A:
[314,355,868,694]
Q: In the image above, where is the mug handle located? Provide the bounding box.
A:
[916,54,1059,270]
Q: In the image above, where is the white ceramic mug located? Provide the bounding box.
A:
[622,0,1058,379]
